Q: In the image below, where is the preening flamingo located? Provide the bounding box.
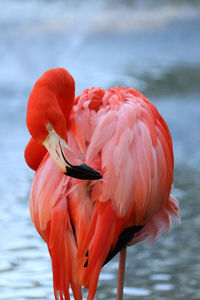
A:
[25,68,180,300]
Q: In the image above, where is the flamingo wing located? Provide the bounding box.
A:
[65,87,179,299]
[29,86,180,300]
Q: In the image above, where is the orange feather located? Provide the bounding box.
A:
[25,68,180,300]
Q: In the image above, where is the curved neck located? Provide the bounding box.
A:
[26,68,75,144]
[41,68,75,123]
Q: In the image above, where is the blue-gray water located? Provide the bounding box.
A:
[0,1,200,299]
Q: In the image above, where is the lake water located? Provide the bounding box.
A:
[0,0,200,299]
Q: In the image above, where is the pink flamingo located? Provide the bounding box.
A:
[25,68,180,300]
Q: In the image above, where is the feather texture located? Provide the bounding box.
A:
[29,84,180,300]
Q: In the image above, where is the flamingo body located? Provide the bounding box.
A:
[25,68,180,300]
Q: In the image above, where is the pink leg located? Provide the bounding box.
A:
[116,247,127,300]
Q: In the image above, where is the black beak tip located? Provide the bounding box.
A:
[65,163,102,180]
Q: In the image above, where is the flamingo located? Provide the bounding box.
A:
[24,68,180,300]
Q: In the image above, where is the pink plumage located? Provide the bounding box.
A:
[25,68,180,300]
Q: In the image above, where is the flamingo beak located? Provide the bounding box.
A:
[43,127,102,180]
[65,162,102,180]
[57,141,102,180]
[66,164,102,180]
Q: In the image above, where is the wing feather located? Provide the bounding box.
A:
[30,85,179,300]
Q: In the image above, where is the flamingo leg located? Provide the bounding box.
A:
[116,247,127,300]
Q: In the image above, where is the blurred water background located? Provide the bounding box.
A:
[0,0,200,299]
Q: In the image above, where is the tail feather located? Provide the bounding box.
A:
[45,196,82,300]
[76,200,121,300]
[130,194,180,245]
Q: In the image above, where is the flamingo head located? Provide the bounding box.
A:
[26,68,102,180]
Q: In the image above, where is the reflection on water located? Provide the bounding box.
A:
[0,0,200,299]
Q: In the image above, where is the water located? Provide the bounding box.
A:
[0,0,200,299]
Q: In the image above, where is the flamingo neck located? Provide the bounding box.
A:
[26,68,75,144]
